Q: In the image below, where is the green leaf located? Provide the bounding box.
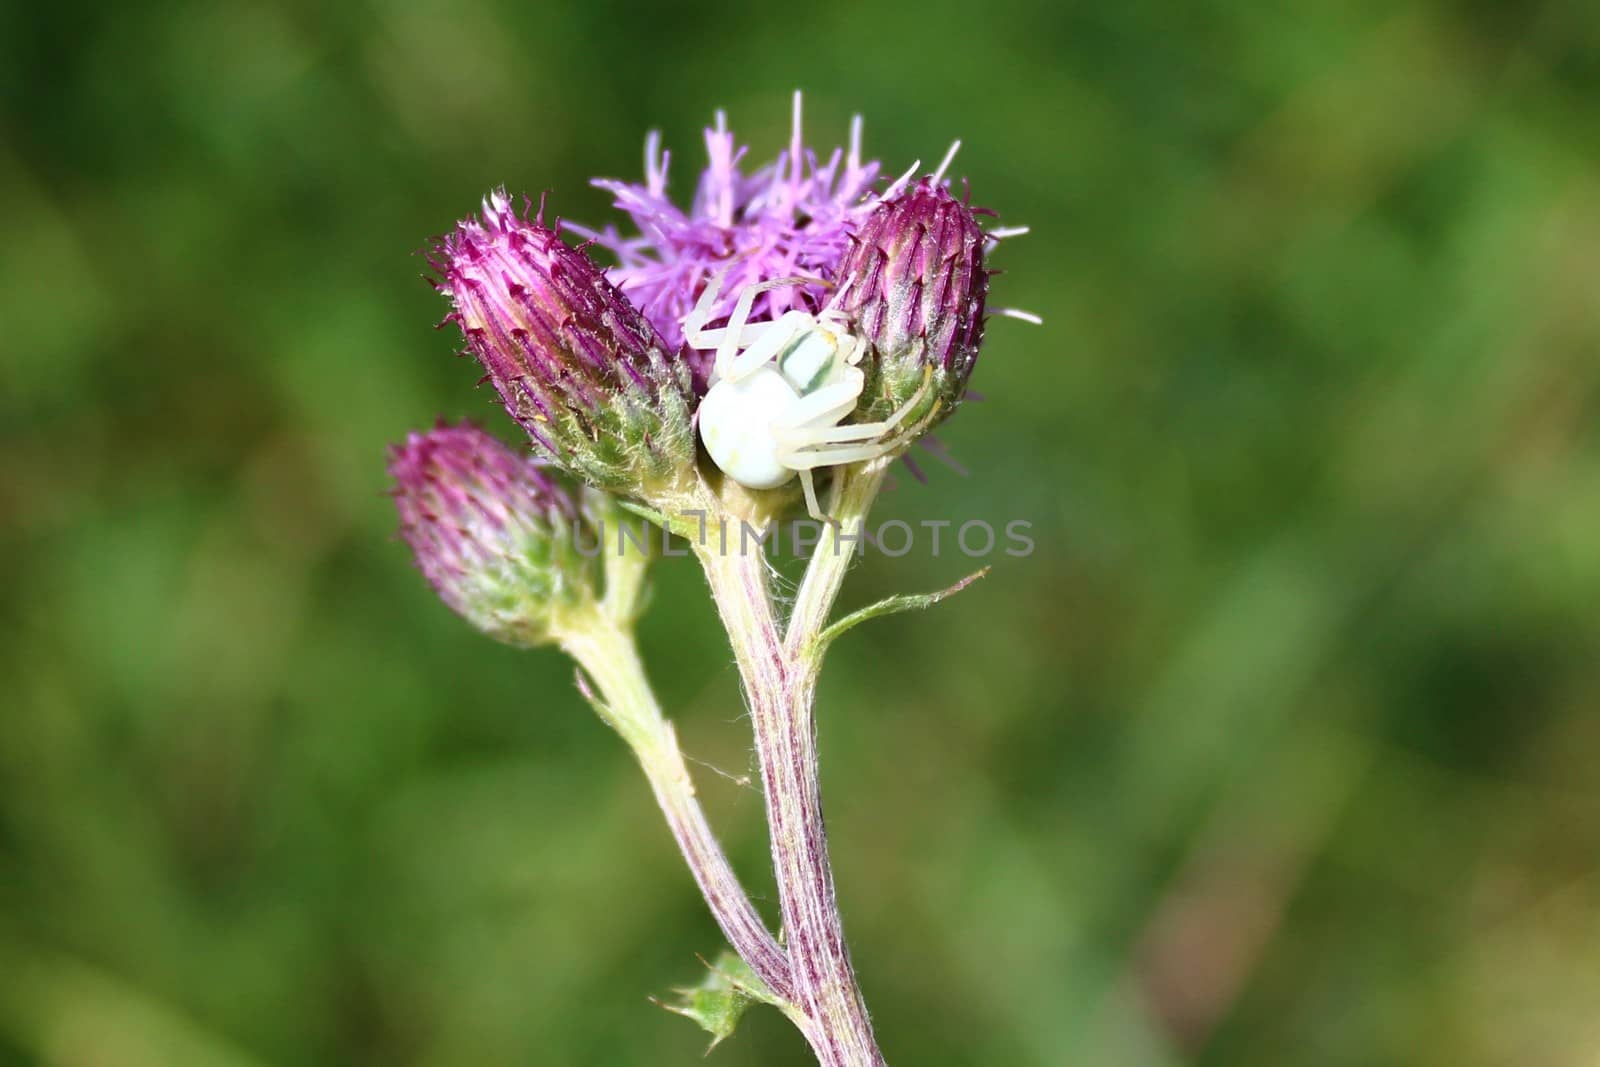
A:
[654,951,782,1051]
[614,497,675,531]
[809,567,991,657]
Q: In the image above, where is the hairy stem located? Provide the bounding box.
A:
[697,461,891,1066]
[559,614,793,1002]
[787,463,890,656]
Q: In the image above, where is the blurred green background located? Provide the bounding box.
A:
[4,0,1599,1064]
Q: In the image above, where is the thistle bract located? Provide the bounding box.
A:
[830,180,989,428]
[434,192,696,499]
[389,421,592,648]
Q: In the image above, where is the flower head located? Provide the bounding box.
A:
[389,421,593,647]
[828,179,991,428]
[432,192,696,499]
[571,93,912,365]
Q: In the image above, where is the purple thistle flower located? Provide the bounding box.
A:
[570,93,915,362]
[828,179,992,427]
[432,192,697,498]
[389,421,592,647]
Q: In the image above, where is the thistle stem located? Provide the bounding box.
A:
[697,460,891,1067]
[559,615,794,1002]
[787,463,890,658]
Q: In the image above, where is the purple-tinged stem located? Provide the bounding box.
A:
[561,618,793,1002]
[697,464,889,1067]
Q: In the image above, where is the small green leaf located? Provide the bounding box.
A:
[654,951,781,1051]
[809,567,991,657]
[615,497,674,530]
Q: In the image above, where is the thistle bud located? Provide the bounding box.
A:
[389,421,593,648]
[433,191,697,501]
[829,180,989,428]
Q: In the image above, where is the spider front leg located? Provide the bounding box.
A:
[683,319,783,355]
[721,310,820,385]
[680,269,728,344]
[683,274,817,379]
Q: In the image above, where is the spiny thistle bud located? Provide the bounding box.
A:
[829,179,989,429]
[389,421,593,648]
[432,191,697,501]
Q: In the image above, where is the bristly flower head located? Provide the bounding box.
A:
[389,421,593,648]
[571,93,916,362]
[432,192,697,500]
[828,179,994,430]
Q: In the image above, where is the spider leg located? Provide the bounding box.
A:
[682,319,784,351]
[842,334,868,367]
[784,441,903,469]
[713,276,815,378]
[724,310,815,383]
[795,423,914,465]
[798,469,826,522]
[782,372,931,445]
[681,269,729,348]
[782,396,943,469]
[772,375,864,432]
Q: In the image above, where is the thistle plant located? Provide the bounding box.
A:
[391,94,1032,1066]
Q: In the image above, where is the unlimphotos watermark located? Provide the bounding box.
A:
[574,511,1035,560]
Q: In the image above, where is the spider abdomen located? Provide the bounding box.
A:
[698,367,801,490]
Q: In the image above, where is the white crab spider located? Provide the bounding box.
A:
[685,273,930,520]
